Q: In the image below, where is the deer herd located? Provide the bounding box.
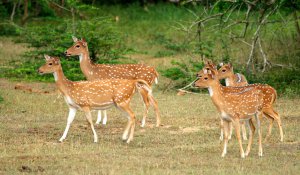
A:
[37,36,283,158]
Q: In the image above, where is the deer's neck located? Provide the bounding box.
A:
[54,67,71,96]
[225,73,236,86]
[79,50,95,79]
[208,83,226,112]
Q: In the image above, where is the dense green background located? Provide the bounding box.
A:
[0,0,300,96]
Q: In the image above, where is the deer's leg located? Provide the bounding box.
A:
[118,103,136,144]
[59,108,77,142]
[102,110,107,125]
[263,107,283,142]
[221,120,229,157]
[228,121,233,140]
[148,94,161,127]
[241,121,248,141]
[96,110,102,125]
[277,113,284,142]
[245,118,255,156]
[255,113,263,157]
[262,110,274,142]
[139,88,150,127]
[82,107,98,143]
[220,118,224,141]
[233,118,245,158]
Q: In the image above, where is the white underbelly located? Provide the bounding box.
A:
[221,111,233,122]
[64,95,115,110]
[64,96,80,109]
[91,102,114,111]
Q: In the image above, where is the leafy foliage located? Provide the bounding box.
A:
[18,17,124,62]
[160,59,203,88]
[3,59,85,82]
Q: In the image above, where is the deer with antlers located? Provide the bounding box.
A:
[38,55,158,143]
[194,70,264,158]
[65,36,160,127]
[218,63,283,142]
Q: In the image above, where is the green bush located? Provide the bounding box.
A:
[3,59,85,82]
[18,17,124,62]
[0,23,21,36]
[0,4,8,19]
[160,59,203,88]
[244,68,300,97]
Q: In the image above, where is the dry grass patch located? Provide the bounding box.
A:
[0,79,299,174]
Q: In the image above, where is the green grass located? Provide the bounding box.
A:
[0,79,299,174]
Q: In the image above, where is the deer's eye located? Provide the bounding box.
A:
[204,77,208,80]
[75,45,80,48]
[49,63,53,65]
[222,69,226,72]
[206,68,210,70]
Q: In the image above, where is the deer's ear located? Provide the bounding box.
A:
[228,63,233,69]
[81,38,87,46]
[212,64,217,70]
[44,54,51,60]
[54,59,60,64]
[219,62,224,67]
[203,69,208,74]
[202,57,208,65]
[72,36,78,42]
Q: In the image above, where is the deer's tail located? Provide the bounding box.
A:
[135,79,161,127]
[135,79,152,95]
[154,69,159,84]
[271,88,277,104]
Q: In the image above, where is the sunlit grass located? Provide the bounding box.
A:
[0,79,299,174]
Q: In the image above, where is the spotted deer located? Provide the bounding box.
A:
[218,63,283,142]
[38,55,158,143]
[65,36,160,127]
[194,70,264,158]
[197,61,248,141]
[218,63,248,86]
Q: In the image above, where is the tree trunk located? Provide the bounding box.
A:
[10,1,17,22]
[293,11,300,38]
[21,0,29,25]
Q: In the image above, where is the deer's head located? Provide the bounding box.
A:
[196,60,217,78]
[65,36,88,56]
[217,63,234,80]
[38,55,61,74]
[194,69,217,88]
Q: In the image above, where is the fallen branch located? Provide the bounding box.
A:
[177,78,201,96]
[14,84,53,94]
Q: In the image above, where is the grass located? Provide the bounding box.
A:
[0,79,299,174]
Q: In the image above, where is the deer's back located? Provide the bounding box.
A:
[87,64,157,85]
[221,88,264,116]
[67,79,136,107]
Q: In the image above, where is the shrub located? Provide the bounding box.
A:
[0,23,21,36]
[18,17,124,62]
